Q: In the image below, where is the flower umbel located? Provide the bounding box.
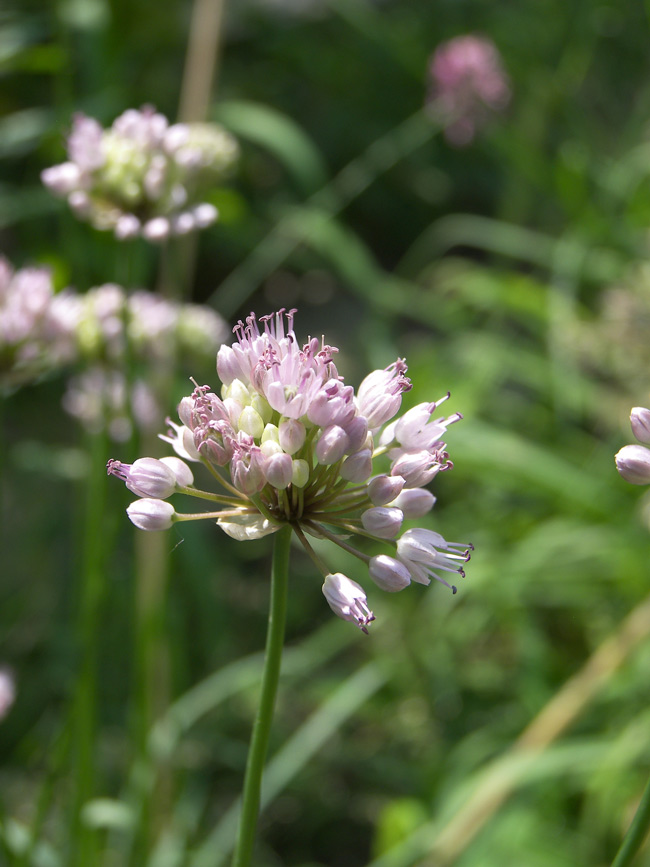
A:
[42,106,239,241]
[109,310,471,630]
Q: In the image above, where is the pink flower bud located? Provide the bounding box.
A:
[126,498,175,531]
[344,415,369,454]
[340,449,372,482]
[265,452,293,490]
[368,555,411,592]
[107,457,177,498]
[615,445,650,485]
[368,474,405,506]
[361,506,403,538]
[231,446,266,495]
[631,407,650,445]
[389,487,436,518]
[142,217,171,242]
[316,425,350,465]
[279,418,306,455]
[322,573,375,632]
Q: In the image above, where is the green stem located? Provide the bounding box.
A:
[231,525,292,867]
[611,773,650,867]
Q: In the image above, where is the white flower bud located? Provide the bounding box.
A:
[316,425,350,465]
[279,418,306,455]
[340,449,373,482]
[265,452,293,489]
[361,506,403,539]
[126,498,175,531]
[291,459,310,488]
[261,440,283,457]
[251,393,273,424]
[368,474,405,506]
[226,379,251,406]
[389,487,436,518]
[368,555,412,592]
[261,423,280,444]
[631,407,650,445]
[238,406,265,439]
[615,444,650,485]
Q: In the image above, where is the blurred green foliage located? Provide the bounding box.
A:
[2,0,650,865]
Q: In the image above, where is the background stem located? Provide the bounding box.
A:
[611,773,650,867]
[231,525,292,867]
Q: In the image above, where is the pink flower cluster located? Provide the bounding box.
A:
[428,34,510,146]
[109,310,471,631]
[42,106,239,241]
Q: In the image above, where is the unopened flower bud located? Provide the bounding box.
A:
[345,415,369,453]
[368,474,405,506]
[361,506,403,539]
[322,573,375,632]
[126,498,175,531]
[279,418,306,455]
[261,440,283,457]
[369,555,412,592]
[261,423,280,445]
[292,459,310,488]
[160,456,194,487]
[340,449,373,482]
[251,393,273,424]
[316,425,350,465]
[265,452,293,489]
[193,203,218,227]
[389,487,436,518]
[631,407,650,445]
[238,406,265,439]
[226,379,251,407]
[615,445,650,485]
[107,457,177,498]
[115,214,141,239]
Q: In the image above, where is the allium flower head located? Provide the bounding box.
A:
[109,310,471,631]
[42,106,239,241]
[0,257,78,387]
[428,34,510,146]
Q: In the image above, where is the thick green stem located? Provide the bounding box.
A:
[611,773,650,867]
[231,525,292,867]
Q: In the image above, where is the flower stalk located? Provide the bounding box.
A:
[231,525,292,867]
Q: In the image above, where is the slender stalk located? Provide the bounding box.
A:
[231,525,292,867]
[611,773,650,867]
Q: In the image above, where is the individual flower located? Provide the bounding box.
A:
[108,310,471,631]
[428,34,510,146]
[42,106,239,241]
[616,406,650,485]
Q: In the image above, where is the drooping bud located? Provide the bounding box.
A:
[322,573,375,632]
[126,498,175,531]
[361,506,403,539]
[615,445,650,485]
[631,407,650,445]
[344,415,369,454]
[368,555,412,592]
